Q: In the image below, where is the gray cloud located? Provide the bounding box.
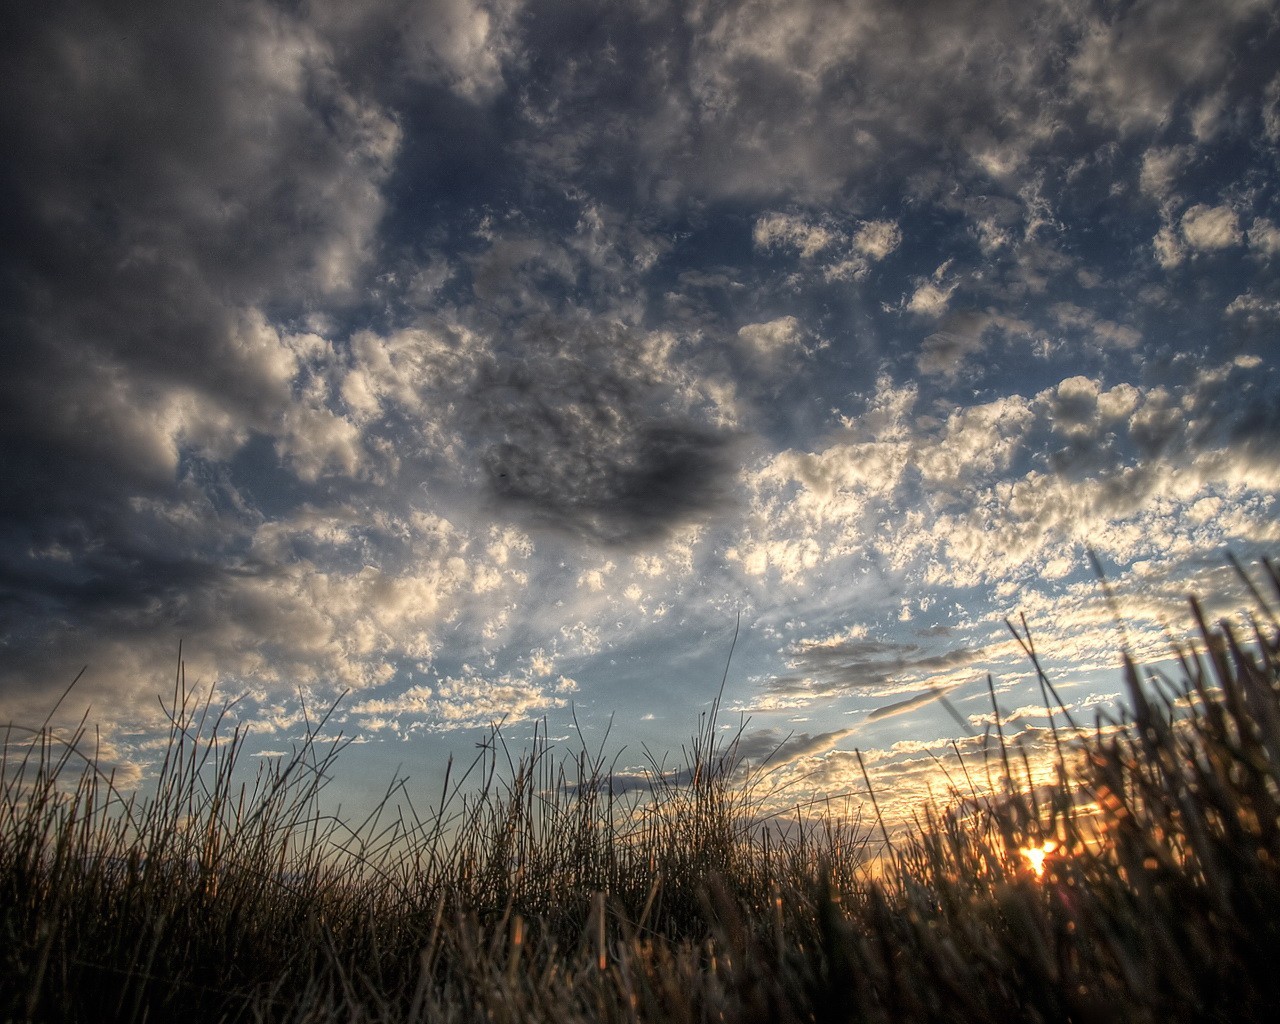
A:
[0,0,398,496]
[513,0,1266,208]
[592,726,855,796]
[866,685,959,722]
[0,0,400,722]
[917,311,1039,378]
[763,636,988,706]
[733,726,855,767]
[1069,0,1272,132]
[307,0,524,101]
[467,316,737,546]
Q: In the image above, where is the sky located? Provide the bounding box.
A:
[2,0,1279,824]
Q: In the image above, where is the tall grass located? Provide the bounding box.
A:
[4,562,1280,1022]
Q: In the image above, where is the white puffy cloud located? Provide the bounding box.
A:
[1181,203,1242,251]
[822,219,902,282]
[737,315,807,362]
[350,665,575,735]
[753,213,837,257]
[916,395,1035,485]
[1139,145,1191,203]
[852,219,902,260]
[907,278,958,318]
[734,361,1280,600]
[1226,292,1280,321]
[1154,223,1186,268]
[1248,218,1280,256]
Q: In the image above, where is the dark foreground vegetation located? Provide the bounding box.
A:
[5,565,1280,1023]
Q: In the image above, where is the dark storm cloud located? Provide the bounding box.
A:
[481,422,734,546]
[467,317,737,546]
[0,0,395,467]
[0,0,397,712]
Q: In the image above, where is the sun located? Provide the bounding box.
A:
[1019,840,1058,879]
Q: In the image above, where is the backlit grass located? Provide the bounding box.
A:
[4,562,1280,1022]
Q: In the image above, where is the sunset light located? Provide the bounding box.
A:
[1020,840,1059,880]
[3,3,1279,1020]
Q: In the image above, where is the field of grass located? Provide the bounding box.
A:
[4,564,1280,1023]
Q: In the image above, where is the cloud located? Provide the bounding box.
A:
[734,359,1280,601]
[509,0,1157,204]
[865,685,960,722]
[596,726,857,797]
[1154,224,1186,268]
[0,486,544,740]
[756,629,990,710]
[906,269,959,318]
[1139,145,1191,203]
[341,323,484,430]
[1156,201,1248,268]
[1069,0,1271,132]
[737,316,807,363]
[916,310,1036,378]
[1248,218,1280,256]
[467,316,738,546]
[733,726,855,767]
[823,219,902,281]
[5,2,398,305]
[1226,293,1280,322]
[852,220,902,261]
[1266,73,1280,143]
[3,0,1279,814]
[0,0,409,719]
[350,665,576,735]
[1181,203,1242,251]
[308,0,524,100]
[1050,303,1141,350]
[1190,90,1228,141]
[840,721,1063,826]
[753,213,837,258]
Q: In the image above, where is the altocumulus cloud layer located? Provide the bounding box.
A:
[2,0,1279,811]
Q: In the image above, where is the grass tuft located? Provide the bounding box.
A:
[4,562,1280,1022]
